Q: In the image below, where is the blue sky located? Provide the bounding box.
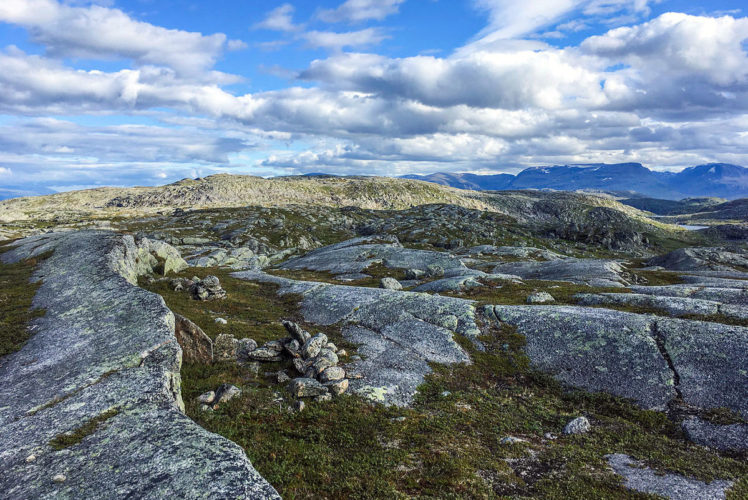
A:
[0,0,746,197]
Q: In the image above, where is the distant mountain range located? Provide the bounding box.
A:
[403,163,748,200]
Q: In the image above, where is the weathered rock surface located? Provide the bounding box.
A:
[629,285,747,305]
[492,258,628,287]
[278,235,469,277]
[0,231,279,499]
[606,454,733,500]
[458,245,565,261]
[234,271,477,406]
[681,418,748,452]
[173,313,213,363]
[485,305,674,409]
[647,247,748,272]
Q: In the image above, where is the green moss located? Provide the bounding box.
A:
[0,251,49,358]
[49,408,119,450]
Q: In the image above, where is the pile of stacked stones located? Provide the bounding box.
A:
[167,275,227,301]
[210,320,350,405]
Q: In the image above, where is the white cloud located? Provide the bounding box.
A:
[0,0,230,74]
[253,3,300,32]
[302,28,389,50]
[317,0,405,24]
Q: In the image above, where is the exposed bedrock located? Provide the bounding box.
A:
[233,271,477,406]
[0,231,278,499]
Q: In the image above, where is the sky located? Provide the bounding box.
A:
[0,0,747,197]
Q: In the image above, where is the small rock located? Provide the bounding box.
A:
[390,416,407,422]
[294,400,305,412]
[213,334,239,362]
[245,361,260,376]
[25,454,36,463]
[246,347,283,362]
[214,317,228,325]
[292,358,306,374]
[314,393,333,402]
[405,268,426,280]
[301,333,328,359]
[310,349,338,373]
[213,384,242,406]
[52,474,66,483]
[500,436,528,445]
[380,277,403,290]
[336,349,347,357]
[263,340,285,353]
[426,264,444,278]
[288,378,328,398]
[276,371,291,384]
[236,338,258,360]
[544,432,557,440]
[319,366,345,383]
[325,342,337,352]
[196,391,215,404]
[190,275,227,301]
[564,416,591,435]
[173,313,213,364]
[282,320,311,344]
[284,339,301,358]
[324,378,349,395]
[527,291,556,304]
[200,404,213,412]
[441,391,451,397]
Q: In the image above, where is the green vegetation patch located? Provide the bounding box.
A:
[49,408,119,451]
[0,250,49,358]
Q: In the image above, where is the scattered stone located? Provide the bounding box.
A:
[544,433,557,440]
[288,378,329,398]
[292,358,306,375]
[236,338,258,360]
[606,453,733,500]
[214,317,227,325]
[325,342,337,352]
[263,340,285,353]
[213,334,239,362]
[526,291,555,304]
[196,391,215,404]
[319,366,345,383]
[190,275,227,301]
[276,371,291,385]
[293,400,305,412]
[173,313,213,364]
[500,436,528,445]
[282,320,311,344]
[25,455,36,463]
[310,349,338,374]
[213,384,241,406]
[301,333,328,359]
[199,404,212,412]
[563,416,591,435]
[324,378,349,395]
[426,264,444,278]
[314,393,333,402]
[380,277,403,290]
[337,349,347,357]
[405,268,426,280]
[284,339,301,358]
[246,347,284,362]
[52,474,66,483]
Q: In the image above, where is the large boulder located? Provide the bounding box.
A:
[173,314,213,363]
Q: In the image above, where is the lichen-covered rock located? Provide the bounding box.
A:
[380,277,403,290]
[282,320,311,344]
[563,416,590,435]
[214,384,242,406]
[190,275,227,301]
[681,418,748,452]
[527,292,555,304]
[319,366,345,383]
[647,247,748,272]
[492,258,628,287]
[606,454,733,500]
[232,271,477,406]
[213,333,239,362]
[288,378,328,398]
[0,231,278,499]
[325,378,349,395]
[236,338,259,360]
[485,305,675,410]
[173,313,213,363]
[302,333,328,359]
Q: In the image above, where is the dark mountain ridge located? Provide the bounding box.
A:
[404,163,748,200]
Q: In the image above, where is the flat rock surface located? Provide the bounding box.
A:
[234,271,477,406]
[681,418,748,452]
[606,454,733,500]
[278,235,469,276]
[491,258,628,287]
[485,305,675,409]
[0,231,278,499]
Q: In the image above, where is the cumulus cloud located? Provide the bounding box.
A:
[317,0,405,24]
[0,0,232,74]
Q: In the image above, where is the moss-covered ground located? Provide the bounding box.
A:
[0,247,48,358]
[143,267,747,499]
